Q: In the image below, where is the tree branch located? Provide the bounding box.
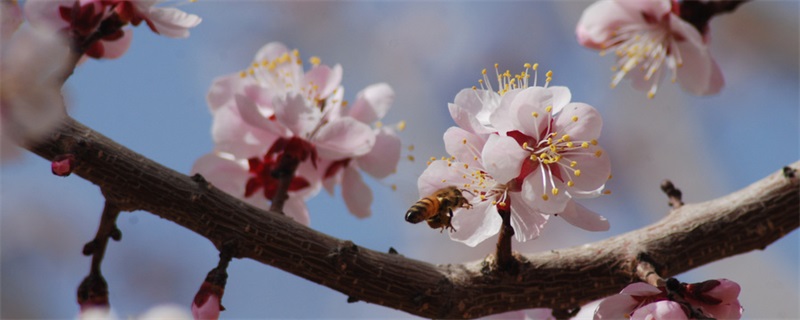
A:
[27,116,799,319]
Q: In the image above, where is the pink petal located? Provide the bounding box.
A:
[620,282,662,295]
[191,153,249,199]
[575,0,639,49]
[144,7,201,38]
[99,30,132,59]
[235,94,276,132]
[348,83,394,124]
[416,160,472,198]
[443,126,486,170]
[563,146,611,197]
[449,200,502,247]
[342,166,372,218]
[314,117,376,160]
[283,195,311,226]
[1,0,23,43]
[192,294,221,320]
[207,74,244,112]
[594,294,639,319]
[508,87,553,140]
[274,93,317,136]
[558,201,609,231]
[304,64,343,99]
[508,192,549,242]
[630,301,688,320]
[555,102,603,142]
[548,86,572,114]
[488,88,523,133]
[522,167,570,214]
[356,127,401,179]
[481,134,528,184]
[254,42,289,62]
[671,15,719,95]
[614,0,672,18]
[211,104,276,158]
[706,279,741,302]
[700,300,742,320]
[23,0,70,31]
[448,88,492,134]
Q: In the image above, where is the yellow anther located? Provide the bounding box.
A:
[407,155,415,162]
[541,194,549,201]
[464,163,469,169]
[430,157,437,161]
[567,181,575,187]
[524,63,532,68]
[647,92,655,99]
[239,71,247,78]
[447,162,452,167]
[482,68,487,75]
[491,200,497,205]
[408,145,415,151]
[342,100,349,107]
[574,170,582,177]
[591,139,598,145]
[441,179,447,183]
[595,150,603,157]
[375,121,383,128]
[310,56,321,66]
[494,63,499,69]
[391,184,397,191]
[530,155,537,161]
[540,153,547,159]
[462,138,468,144]
[571,116,579,122]
[397,120,406,131]
[549,144,557,152]
[551,188,559,195]
[248,68,255,75]
[426,161,432,165]
[545,105,553,113]
[480,194,486,200]
[252,62,259,68]
[473,156,478,161]
[608,174,613,180]
[603,190,612,195]
[472,86,477,90]
[532,112,539,118]
[441,156,446,160]
[532,63,539,70]
[562,134,570,141]
[261,59,268,66]
[581,142,589,148]
[522,142,529,149]
[546,70,553,78]
[570,161,577,167]
[566,142,574,148]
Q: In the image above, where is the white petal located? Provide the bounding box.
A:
[509,87,553,139]
[342,166,372,218]
[555,102,603,142]
[274,93,317,136]
[449,88,493,134]
[481,135,528,184]
[508,192,549,242]
[191,153,249,199]
[283,196,311,226]
[594,294,639,320]
[548,86,572,114]
[449,201,502,247]
[417,160,472,198]
[558,201,609,231]
[443,126,486,170]
[314,117,376,160]
[145,7,202,38]
[356,127,401,179]
[522,167,569,214]
[348,83,395,124]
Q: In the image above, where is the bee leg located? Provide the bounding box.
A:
[447,209,457,232]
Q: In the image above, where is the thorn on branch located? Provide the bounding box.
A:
[388,247,399,255]
[347,296,359,303]
[660,180,684,209]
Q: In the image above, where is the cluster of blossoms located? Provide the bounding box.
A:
[418,64,611,247]
[1,0,200,162]
[192,42,401,225]
[595,279,743,319]
[576,0,723,98]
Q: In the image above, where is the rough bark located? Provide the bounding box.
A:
[27,116,799,319]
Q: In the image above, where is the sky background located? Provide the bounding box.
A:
[1,1,798,319]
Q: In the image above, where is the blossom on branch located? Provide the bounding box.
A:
[594,279,743,319]
[416,64,610,246]
[23,0,200,59]
[576,0,723,98]
[193,42,400,224]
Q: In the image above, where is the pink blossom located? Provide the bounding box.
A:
[23,0,199,59]
[1,25,70,162]
[594,279,743,320]
[191,281,224,320]
[576,0,723,98]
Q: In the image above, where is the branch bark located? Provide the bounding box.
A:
[27,116,799,319]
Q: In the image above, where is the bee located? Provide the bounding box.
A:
[405,186,472,232]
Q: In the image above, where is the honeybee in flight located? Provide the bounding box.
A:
[405,186,472,232]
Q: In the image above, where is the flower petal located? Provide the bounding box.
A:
[563,146,611,196]
[620,282,663,295]
[488,88,523,133]
[356,127,401,179]
[443,126,486,170]
[304,63,343,100]
[417,160,472,198]
[548,86,572,114]
[1,0,23,43]
[342,166,372,218]
[191,153,249,198]
[211,103,276,158]
[255,42,289,62]
[558,201,609,231]
[449,88,493,134]
[207,74,243,112]
[555,102,603,142]
[314,117,376,160]
[575,0,639,49]
[671,15,719,95]
[508,192,549,242]
[283,195,311,226]
[522,166,570,214]
[594,294,639,319]
[348,83,395,124]
[274,92,317,136]
[630,301,688,320]
[481,134,528,184]
[509,86,553,140]
[449,200,502,247]
[144,7,202,38]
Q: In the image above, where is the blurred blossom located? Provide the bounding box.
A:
[79,304,191,320]
[193,42,401,224]
[416,64,610,246]
[0,24,70,162]
[576,0,723,98]
[594,280,742,319]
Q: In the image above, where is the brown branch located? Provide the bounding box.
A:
[27,116,799,319]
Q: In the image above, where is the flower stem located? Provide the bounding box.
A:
[78,201,121,309]
[495,206,516,272]
[269,156,300,214]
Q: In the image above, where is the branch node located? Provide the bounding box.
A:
[783,166,796,179]
[346,296,359,303]
[660,179,684,209]
[636,253,666,287]
[387,247,399,255]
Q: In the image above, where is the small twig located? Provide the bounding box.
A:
[660,180,684,209]
[635,253,666,287]
[495,205,516,273]
[77,201,121,310]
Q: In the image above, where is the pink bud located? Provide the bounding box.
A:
[52,154,76,176]
[191,281,224,320]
